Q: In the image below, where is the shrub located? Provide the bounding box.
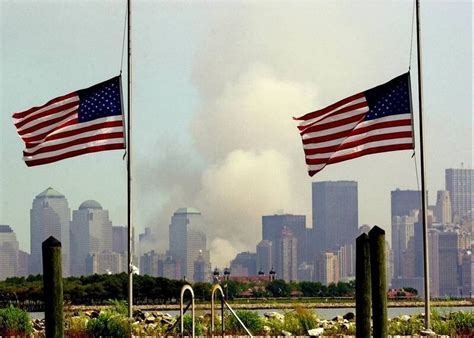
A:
[86,311,131,337]
[388,315,424,335]
[65,314,89,336]
[0,305,33,335]
[226,310,263,335]
[450,311,474,335]
[182,313,203,336]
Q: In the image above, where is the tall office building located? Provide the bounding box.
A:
[275,226,298,282]
[438,230,461,297]
[168,208,210,281]
[434,191,452,225]
[391,211,417,278]
[140,250,165,277]
[112,226,127,255]
[230,252,257,277]
[262,214,306,267]
[30,188,70,276]
[256,240,272,274]
[0,225,19,280]
[315,252,339,285]
[445,168,473,223]
[312,181,358,253]
[391,189,421,218]
[70,200,113,276]
[460,251,473,297]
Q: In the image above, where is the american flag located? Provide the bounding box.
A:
[294,73,413,176]
[12,77,125,167]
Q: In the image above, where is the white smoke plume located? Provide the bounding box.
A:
[138,2,414,267]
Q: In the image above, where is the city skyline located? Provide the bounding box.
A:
[1,1,472,269]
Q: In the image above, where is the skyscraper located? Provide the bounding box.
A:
[391,211,417,278]
[0,225,19,280]
[438,231,460,297]
[256,240,272,274]
[276,226,298,282]
[445,168,473,223]
[315,252,339,285]
[230,252,257,277]
[391,189,421,218]
[312,181,358,253]
[30,188,70,276]
[434,190,452,225]
[112,226,128,255]
[168,208,210,281]
[262,214,306,267]
[70,200,113,276]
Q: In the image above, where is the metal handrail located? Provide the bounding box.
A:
[180,284,195,337]
[210,284,225,337]
[210,284,253,337]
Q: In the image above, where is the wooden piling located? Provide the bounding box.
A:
[369,226,387,338]
[356,233,371,338]
[42,236,63,338]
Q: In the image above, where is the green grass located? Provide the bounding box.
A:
[0,305,33,335]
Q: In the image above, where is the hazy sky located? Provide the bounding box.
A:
[1,0,472,267]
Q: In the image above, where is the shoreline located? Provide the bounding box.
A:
[65,299,474,313]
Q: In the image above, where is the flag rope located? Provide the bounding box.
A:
[120,0,128,74]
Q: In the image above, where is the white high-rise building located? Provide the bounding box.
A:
[70,200,113,276]
[168,208,210,281]
[0,225,19,280]
[435,190,452,225]
[391,210,417,278]
[30,188,70,276]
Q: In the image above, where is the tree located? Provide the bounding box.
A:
[266,280,290,297]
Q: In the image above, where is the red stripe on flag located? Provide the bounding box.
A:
[294,92,365,121]
[14,100,79,129]
[25,143,125,167]
[12,92,78,119]
[24,132,125,156]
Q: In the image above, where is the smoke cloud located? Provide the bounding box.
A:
[138,2,414,267]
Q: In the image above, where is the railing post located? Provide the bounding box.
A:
[356,233,371,338]
[180,284,195,337]
[211,284,225,337]
[42,236,63,338]
[369,226,388,338]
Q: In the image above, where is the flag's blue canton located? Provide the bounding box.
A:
[78,77,122,123]
[364,73,411,121]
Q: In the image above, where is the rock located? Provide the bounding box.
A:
[420,328,436,336]
[145,315,156,324]
[343,311,355,321]
[400,314,411,321]
[281,330,292,336]
[308,327,324,336]
[264,311,284,321]
[331,315,343,322]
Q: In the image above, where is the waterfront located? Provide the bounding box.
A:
[29,305,473,320]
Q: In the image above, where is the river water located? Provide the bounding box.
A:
[29,305,472,320]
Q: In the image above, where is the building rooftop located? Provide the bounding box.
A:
[79,200,103,210]
[0,225,13,233]
[175,207,201,215]
[37,187,65,198]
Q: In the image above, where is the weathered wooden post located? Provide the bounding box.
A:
[42,236,63,338]
[356,233,371,338]
[369,226,387,338]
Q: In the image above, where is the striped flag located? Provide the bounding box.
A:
[12,76,125,167]
[294,73,414,176]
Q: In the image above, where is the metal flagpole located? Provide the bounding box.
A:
[415,0,430,329]
[127,0,133,319]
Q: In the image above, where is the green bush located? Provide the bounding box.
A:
[181,313,203,336]
[0,305,33,335]
[388,315,424,335]
[226,310,263,335]
[450,311,474,335]
[86,311,131,337]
